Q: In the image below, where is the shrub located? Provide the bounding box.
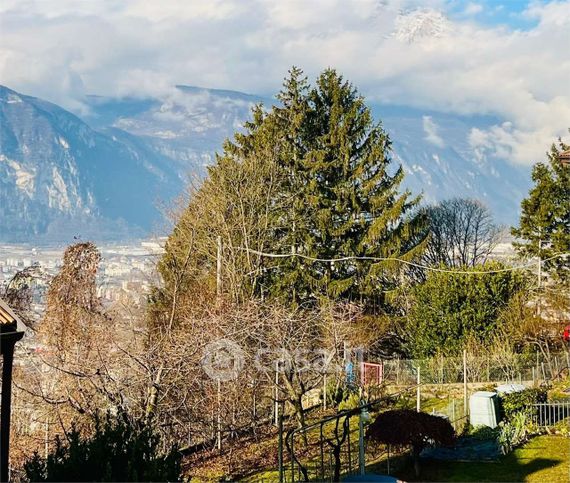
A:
[499,388,547,421]
[406,263,527,357]
[496,388,544,453]
[497,411,534,454]
[338,392,361,411]
[324,380,352,409]
[24,414,181,482]
[552,418,570,436]
[367,409,455,477]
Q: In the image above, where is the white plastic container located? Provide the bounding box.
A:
[469,391,500,428]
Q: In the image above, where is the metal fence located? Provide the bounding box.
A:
[532,401,570,428]
[282,387,417,483]
[428,399,469,433]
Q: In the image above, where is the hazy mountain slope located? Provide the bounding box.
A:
[85,86,530,224]
[0,85,181,241]
[84,86,261,175]
[0,84,531,242]
[376,105,530,222]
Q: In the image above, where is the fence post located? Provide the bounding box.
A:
[323,374,327,410]
[278,410,284,483]
[532,367,536,386]
[396,357,400,386]
[416,366,421,412]
[275,360,280,426]
[463,350,468,417]
[541,362,546,382]
[359,404,366,475]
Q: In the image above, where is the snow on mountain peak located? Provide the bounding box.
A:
[393,9,451,43]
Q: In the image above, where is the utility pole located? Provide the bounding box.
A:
[274,360,279,426]
[537,237,542,317]
[537,238,542,289]
[463,349,468,417]
[216,235,223,300]
[216,379,222,451]
[291,221,296,302]
[416,366,421,412]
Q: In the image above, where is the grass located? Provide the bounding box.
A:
[185,406,352,481]
[388,435,569,482]
[203,394,464,481]
[187,385,570,481]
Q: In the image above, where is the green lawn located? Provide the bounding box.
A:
[391,435,569,482]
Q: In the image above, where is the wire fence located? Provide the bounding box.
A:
[378,351,570,386]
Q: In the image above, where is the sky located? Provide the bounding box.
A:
[1,0,569,166]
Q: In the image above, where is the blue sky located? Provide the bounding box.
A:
[0,0,569,166]
[448,0,540,27]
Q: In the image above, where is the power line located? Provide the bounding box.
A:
[235,247,568,275]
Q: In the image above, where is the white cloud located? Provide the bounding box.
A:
[464,3,483,15]
[469,122,565,166]
[422,115,445,147]
[0,0,569,165]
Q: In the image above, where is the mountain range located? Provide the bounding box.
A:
[0,84,531,242]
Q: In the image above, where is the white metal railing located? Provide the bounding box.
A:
[532,400,570,427]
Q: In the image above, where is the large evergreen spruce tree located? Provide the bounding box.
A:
[265,69,427,304]
[161,67,427,309]
[512,140,570,284]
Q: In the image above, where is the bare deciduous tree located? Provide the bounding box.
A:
[13,243,149,472]
[423,198,504,268]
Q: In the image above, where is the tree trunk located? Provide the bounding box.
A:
[145,362,164,422]
[293,395,308,446]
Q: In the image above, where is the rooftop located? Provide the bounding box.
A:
[0,298,18,325]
